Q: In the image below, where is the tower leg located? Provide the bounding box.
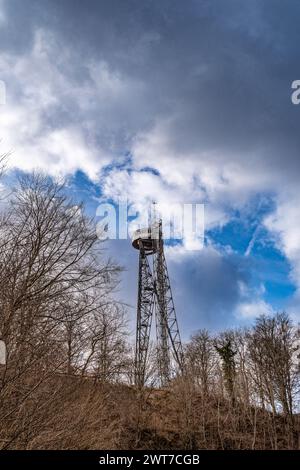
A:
[134,243,155,388]
[154,240,171,386]
[160,249,185,372]
[153,222,184,386]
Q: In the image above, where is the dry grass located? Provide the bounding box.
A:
[1,376,298,450]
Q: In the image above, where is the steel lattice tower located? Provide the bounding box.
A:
[133,217,184,388]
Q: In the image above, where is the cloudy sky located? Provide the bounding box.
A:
[1,0,300,338]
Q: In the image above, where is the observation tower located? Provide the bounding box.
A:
[132,215,184,388]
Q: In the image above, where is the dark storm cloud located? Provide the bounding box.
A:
[53,0,300,183]
[2,0,300,167]
[168,247,251,335]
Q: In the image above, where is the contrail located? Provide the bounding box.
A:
[245,225,260,257]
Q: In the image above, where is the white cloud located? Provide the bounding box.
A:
[264,194,300,284]
[0,28,144,179]
[132,117,276,204]
[236,299,274,319]
[234,281,274,320]
[264,192,300,320]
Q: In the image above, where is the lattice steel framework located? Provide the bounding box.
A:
[134,220,184,388]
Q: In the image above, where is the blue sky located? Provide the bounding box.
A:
[0,0,300,339]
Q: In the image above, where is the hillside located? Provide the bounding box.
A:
[1,377,298,450]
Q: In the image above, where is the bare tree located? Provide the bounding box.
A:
[248,313,298,417]
[0,173,123,448]
[185,329,216,396]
